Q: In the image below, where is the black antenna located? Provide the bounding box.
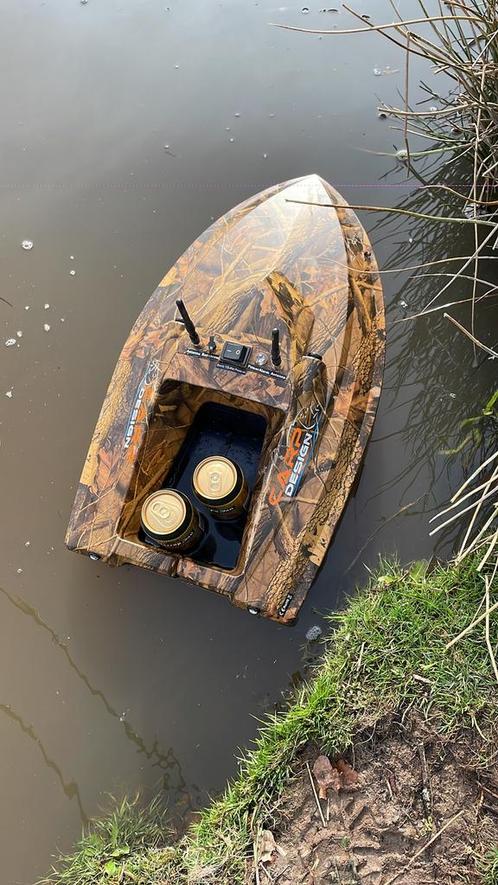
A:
[271,328,281,366]
[176,299,200,345]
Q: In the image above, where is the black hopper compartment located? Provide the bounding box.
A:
[163,402,267,569]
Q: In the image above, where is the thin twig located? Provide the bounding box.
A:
[444,312,498,358]
[451,451,498,503]
[445,597,498,650]
[418,743,433,821]
[383,809,465,885]
[396,289,498,323]
[456,464,498,560]
[401,225,498,321]
[403,33,412,174]
[429,486,498,536]
[253,830,261,885]
[458,504,498,562]
[261,864,274,883]
[380,102,475,118]
[285,198,498,228]
[272,13,480,37]
[418,183,498,206]
[305,761,326,828]
[273,865,290,884]
[485,575,498,685]
[429,475,498,523]
[478,527,498,571]
[470,64,488,355]
[356,641,365,672]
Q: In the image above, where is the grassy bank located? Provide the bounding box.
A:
[43,554,498,884]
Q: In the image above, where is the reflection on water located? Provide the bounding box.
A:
[0,703,88,825]
[378,165,496,493]
[0,1,496,883]
[0,584,196,824]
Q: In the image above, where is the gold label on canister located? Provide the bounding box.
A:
[193,457,238,502]
[141,490,187,537]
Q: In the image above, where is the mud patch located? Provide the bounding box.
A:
[247,716,498,884]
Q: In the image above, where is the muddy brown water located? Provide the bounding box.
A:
[0,2,496,883]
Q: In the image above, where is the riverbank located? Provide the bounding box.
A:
[253,713,498,884]
[43,554,498,884]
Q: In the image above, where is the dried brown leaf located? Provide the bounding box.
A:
[313,755,341,799]
[335,758,359,787]
[258,829,277,864]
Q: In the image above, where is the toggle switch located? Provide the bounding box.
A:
[220,341,251,367]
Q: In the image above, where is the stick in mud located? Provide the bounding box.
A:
[305,761,326,828]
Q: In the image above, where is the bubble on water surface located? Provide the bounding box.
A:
[21,240,33,250]
[262,153,268,159]
[17,568,23,574]
[5,390,13,398]
[24,305,30,310]
[69,269,76,276]
[16,331,22,338]
[301,6,310,13]
[229,137,235,143]
[234,112,241,118]
[44,323,51,332]
[374,65,399,77]
[5,338,16,347]
[25,541,31,547]
[44,303,50,309]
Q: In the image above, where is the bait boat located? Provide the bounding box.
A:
[66,175,385,623]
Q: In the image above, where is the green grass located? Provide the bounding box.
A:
[39,796,173,885]
[481,847,498,884]
[42,556,498,885]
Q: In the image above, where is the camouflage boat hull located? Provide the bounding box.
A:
[66,175,385,623]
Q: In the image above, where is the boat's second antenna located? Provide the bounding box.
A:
[176,299,200,345]
[271,328,281,367]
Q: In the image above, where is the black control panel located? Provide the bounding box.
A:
[219,341,252,368]
[183,337,287,381]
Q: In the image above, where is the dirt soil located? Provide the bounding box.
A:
[247,716,498,884]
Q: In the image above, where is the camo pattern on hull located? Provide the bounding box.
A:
[66,175,385,623]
